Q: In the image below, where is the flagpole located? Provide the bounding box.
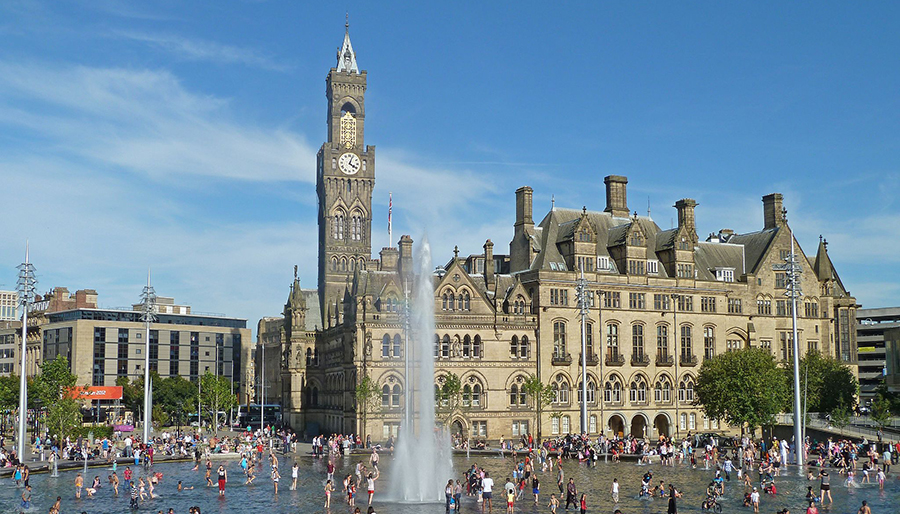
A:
[388,192,393,247]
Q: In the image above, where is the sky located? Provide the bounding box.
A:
[1,1,898,334]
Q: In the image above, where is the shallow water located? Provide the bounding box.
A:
[1,452,896,513]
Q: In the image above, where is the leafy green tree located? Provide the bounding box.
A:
[34,355,81,439]
[437,373,463,423]
[522,375,555,441]
[695,348,790,435]
[0,375,19,411]
[872,394,893,431]
[830,404,851,435]
[199,371,236,433]
[355,374,382,441]
[792,351,858,413]
[152,403,170,428]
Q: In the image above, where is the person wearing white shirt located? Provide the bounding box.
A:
[481,472,494,513]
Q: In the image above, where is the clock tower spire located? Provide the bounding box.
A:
[317,22,375,322]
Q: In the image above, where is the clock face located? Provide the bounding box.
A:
[338,152,361,175]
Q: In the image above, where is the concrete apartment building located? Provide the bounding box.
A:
[857,307,900,400]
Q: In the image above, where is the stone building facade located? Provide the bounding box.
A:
[270,27,859,442]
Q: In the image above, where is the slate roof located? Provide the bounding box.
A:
[727,229,779,275]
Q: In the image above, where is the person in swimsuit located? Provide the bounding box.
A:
[324,479,334,508]
[818,470,832,504]
[75,473,84,499]
[217,465,227,496]
[272,466,280,494]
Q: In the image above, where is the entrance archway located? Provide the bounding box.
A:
[631,414,648,439]
[654,413,671,438]
[608,414,625,438]
[451,420,464,439]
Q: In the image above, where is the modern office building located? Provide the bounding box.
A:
[0,291,17,322]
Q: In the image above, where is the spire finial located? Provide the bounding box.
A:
[551,195,555,210]
[294,265,298,280]
[823,238,828,250]
[454,245,459,259]
[781,207,788,224]
[345,12,349,31]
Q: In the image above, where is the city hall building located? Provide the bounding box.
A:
[263,26,860,441]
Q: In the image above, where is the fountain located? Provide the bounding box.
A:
[390,237,453,502]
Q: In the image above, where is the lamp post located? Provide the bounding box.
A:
[671,293,680,440]
[140,269,157,444]
[16,242,36,460]
[575,268,589,435]
[773,208,804,465]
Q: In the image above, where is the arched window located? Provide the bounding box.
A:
[349,258,356,271]
[462,385,472,407]
[381,335,391,358]
[457,291,464,311]
[434,334,440,358]
[350,212,363,241]
[333,212,344,240]
[463,291,471,311]
[560,380,570,404]
[553,321,567,359]
[473,335,482,358]
[331,257,338,272]
[589,415,597,433]
[381,385,390,408]
[680,325,693,360]
[607,323,620,359]
[632,324,645,361]
[509,384,519,406]
[578,380,597,403]
[657,324,669,360]
[518,382,526,405]
[448,293,455,311]
[472,384,482,407]
[519,335,528,358]
[392,384,401,408]
[441,335,450,359]
[680,413,687,431]
[629,376,648,403]
[678,377,695,403]
[463,335,471,358]
[604,376,622,403]
[703,326,715,359]
[510,336,519,358]
[442,294,448,311]
[312,387,319,406]
[306,347,312,366]
[393,334,401,358]
[562,415,571,434]
[654,376,672,403]
[340,257,347,272]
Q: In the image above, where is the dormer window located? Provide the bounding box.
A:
[647,260,659,274]
[630,233,644,246]
[678,238,690,250]
[598,256,610,270]
[715,268,735,283]
[578,230,592,242]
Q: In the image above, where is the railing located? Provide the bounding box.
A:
[579,352,600,366]
[551,353,572,366]
[631,354,650,366]
[656,354,674,366]
[605,353,625,366]
[680,354,698,367]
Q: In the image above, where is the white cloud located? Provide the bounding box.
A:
[113,30,291,71]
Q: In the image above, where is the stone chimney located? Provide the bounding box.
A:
[74,289,98,309]
[515,186,533,227]
[379,247,399,271]
[604,175,629,218]
[398,235,414,278]
[484,239,495,287]
[675,199,698,243]
[762,193,784,230]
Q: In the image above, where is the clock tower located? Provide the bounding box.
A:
[317,22,375,324]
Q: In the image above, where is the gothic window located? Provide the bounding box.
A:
[442,294,448,311]
[654,376,672,403]
[462,385,471,407]
[448,293,455,312]
[382,385,390,408]
[577,380,597,403]
[393,334,401,358]
[381,335,390,358]
[306,347,312,366]
[678,377,695,403]
[472,383,482,407]
[632,324,645,360]
[331,257,337,272]
[585,323,594,360]
[510,335,518,358]
[391,384,401,408]
[350,213,363,241]
[519,335,528,358]
[332,212,345,240]
[604,376,623,403]
[509,384,520,406]
[463,291,470,311]
[656,324,669,359]
[434,335,440,358]
[703,326,715,359]
[553,321,567,359]
[680,325,693,360]
[463,335,471,358]
[349,258,355,272]
[340,111,356,148]
[629,376,648,403]
[340,257,347,272]
[630,232,643,246]
[441,335,450,359]
[607,323,620,359]
[473,335,482,357]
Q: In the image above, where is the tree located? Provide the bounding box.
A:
[695,348,790,435]
[355,374,382,442]
[830,404,851,435]
[522,375,555,441]
[872,394,893,431]
[34,355,81,439]
[436,373,463,423]
[199,372,236,433]
[791,351,858,413]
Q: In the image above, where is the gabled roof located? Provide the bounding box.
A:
[694,242,746,281]
[728,228,779,275]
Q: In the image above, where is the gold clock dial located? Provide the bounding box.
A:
[338,152,361,175]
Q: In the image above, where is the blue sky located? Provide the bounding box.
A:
[1,1,898,332]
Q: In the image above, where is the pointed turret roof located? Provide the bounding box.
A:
[336,19,359,73]
[813,236,848,295]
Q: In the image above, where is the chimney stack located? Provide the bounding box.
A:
[762,193,784,230]
[515,186,533,227]
[398,235,414,277]
[484,239,495,287]
[604,175,629,218]
[674,198,698,243]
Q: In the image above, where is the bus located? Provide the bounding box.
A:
[235,404,281,428]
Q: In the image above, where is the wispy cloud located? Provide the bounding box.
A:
[113,30,290,71]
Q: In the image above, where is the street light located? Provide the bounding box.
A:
[16,242,37,460]
[575,268,590,435]
[671,293,680,440]
[139,269,157,444]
